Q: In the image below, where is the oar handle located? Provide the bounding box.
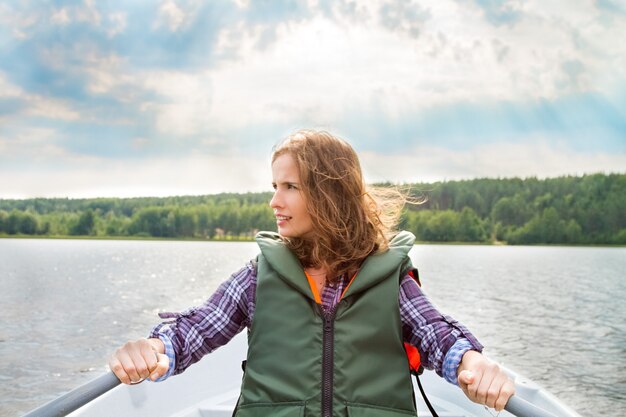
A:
[23,372,121,417]
[505,395,559,417]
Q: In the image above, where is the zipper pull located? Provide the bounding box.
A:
[323,308,337,331]
[324,317,332,332]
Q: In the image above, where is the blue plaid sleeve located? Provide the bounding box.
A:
[442,338,474,385]
[150,333,176,382]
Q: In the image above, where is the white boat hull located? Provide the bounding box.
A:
[67,333,580,417]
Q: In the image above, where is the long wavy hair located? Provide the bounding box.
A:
[272,129,407,283]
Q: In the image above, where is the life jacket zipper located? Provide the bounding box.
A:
[321,305,337,417]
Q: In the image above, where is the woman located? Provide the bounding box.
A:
[109,130,514,416]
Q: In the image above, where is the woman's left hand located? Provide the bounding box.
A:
[457,350,515,411]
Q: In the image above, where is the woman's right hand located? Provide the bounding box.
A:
[109,338,169,384]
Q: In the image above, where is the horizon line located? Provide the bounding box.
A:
[2,171,624,202]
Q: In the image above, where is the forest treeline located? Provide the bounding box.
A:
[1,173,624,245]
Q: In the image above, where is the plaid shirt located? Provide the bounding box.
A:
[150,261,482,385]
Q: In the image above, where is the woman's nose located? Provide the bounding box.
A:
[270,191,281,209]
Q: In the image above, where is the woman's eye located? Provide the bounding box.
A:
[287,184,297,190]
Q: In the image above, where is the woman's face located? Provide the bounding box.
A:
[270,153,314,238]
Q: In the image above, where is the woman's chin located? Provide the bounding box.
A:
[277,229,302,239]
[277,227,292,238]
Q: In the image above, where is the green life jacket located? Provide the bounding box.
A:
[234,231,418,417]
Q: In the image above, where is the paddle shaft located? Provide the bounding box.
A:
[505,395,559,417]
[22,372,121,417]
[22,371,558,417]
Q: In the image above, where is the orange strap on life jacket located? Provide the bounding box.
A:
[404,267,423,375]
[404,342,422,375]
[407,267,421,287]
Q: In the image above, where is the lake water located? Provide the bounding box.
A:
[1,239,624,417]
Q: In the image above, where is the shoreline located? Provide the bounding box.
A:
[1,234,624,248]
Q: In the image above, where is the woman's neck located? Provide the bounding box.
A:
[304,266,327,294]
[304,266,327,276]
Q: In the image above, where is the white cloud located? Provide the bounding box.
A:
[83,52,131,95]
[158,0,185,31]
[51,8,71,26]
[203,0,626,131]
[107,12,127,38]
[0,127,67,162]
[0,153,272,199]
[360,139,626,184]
[140,70,213,137]
[0,72,22,98]
[208,16,429,127]
[75,0,101,26]
[0,3,39,40]
[495,0,626,94]
[0,72,80,121]
[38,43,136,105]
[26,97,81,121]
[232,0,251,10]
[155,0,200,32]
[49,3,126,37]
[1,1,624,199]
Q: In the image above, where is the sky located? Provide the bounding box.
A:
[0,0,625,199]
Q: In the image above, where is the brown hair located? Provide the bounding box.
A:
[272,129,406,282]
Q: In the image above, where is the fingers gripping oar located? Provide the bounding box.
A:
[417,372,558,417]
[22,372,121,417]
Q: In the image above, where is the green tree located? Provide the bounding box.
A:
[457,207,487,242]
[19,212,39,234]
[197,207,217,238]
[0,210,7,233]
[491,195,531,227]
[171,208,197,237]
[70,210,95,235]
[104,211,130,236]
[402,210,432,241]
[39,221,51,235]
[128,207,172,237]
[6,210,21,234]
[563,219,582,243]
[1,173,624,244]
[454,189,486,217]
[614,229,626,244]
[424,210,458,242]
[508,208,567,244]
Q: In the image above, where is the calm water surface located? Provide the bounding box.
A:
[0,239,624,416]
